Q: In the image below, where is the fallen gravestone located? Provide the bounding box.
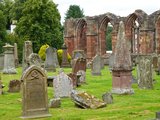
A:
[71,90,106,109]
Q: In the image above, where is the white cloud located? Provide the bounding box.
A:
[54,0,160,23]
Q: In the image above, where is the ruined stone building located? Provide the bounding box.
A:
[64,9,160,60]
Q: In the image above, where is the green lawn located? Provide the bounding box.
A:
[0,66,160,120]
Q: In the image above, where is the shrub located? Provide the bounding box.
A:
[38,44,49,61]
[57,49,71,66]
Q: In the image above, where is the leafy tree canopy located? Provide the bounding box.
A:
[15,0,63,52]
[65,5,84,20]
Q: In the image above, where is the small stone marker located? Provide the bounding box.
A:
[102,92,113,104]
[8,80,21,93]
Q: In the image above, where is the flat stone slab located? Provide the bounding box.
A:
[71,90,106,109]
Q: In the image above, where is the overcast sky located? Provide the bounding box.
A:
[53,0,160,23]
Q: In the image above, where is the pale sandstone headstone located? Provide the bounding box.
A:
[21,65,51,119]
[91,54,101,76]
[53,69,73,98]
[44,47,56,72]
[137,55,153,89]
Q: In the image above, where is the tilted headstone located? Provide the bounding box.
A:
[0,53,4,71]
[21,65,51,119]
[28,53,42,67]
[3,43,17,74]
[61,43,71,67]
[71,90,106,109]
[91,54,101,76]
[112,21,134,95]
[137,55,153,89]
[44,47,56,72]
[22,41,33,72]
[8,80,21,93]
[14,43,19,67]
[53,69,73,98]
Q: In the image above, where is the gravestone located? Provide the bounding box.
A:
[102,92,113,104]
[8,80,21,92]
[72,58,86,74]
[22,41,33,72]
[53,69,73,98]
[137,55,153,89]
[28,53,42,67]
[91,54,101,76]
[112,21,134,95]
[3,43,17,74]
[108,54,114,72]
[21,65,51,119]
[61,43,71,67]
[101,57,105,69]
[44,47,56,72]
[53,48,59,68]
[71,90,106,109]
[49,98,61,108]
[14,43,19,67]
[67,73,77,88]
[0,53,4,71]
[77,70,86,85]
[72,50,85,59]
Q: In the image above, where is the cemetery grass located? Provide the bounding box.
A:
[0,67,160,120]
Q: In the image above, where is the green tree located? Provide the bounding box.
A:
[15,0,63,52]
[106,26,112,50]
[65,5,84,20]
[0,10,7,53]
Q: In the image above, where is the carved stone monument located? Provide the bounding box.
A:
[53,69,73,98]
[3,43,17,74]
[61,43,71,67]
[91,54,101,76]
[137,55,153,89]
[44,47,56,72]
[21,65,51,119]
[22,41,33,72]
[112,21,134,94]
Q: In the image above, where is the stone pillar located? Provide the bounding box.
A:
[3,43,17,74]
[61,43,71,67]
[14,43,19,67]
[22,41,33,72]
[112,21,134,94]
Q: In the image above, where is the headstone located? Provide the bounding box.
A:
[102,92,113,104]
[72,50,86,59]
[14,43,19,67]
[3,43,17,74]
[21,65,51,119]
[67,73,77,88]
[112,21,134,95]
[53,48,59,68]
[0,53,4,71]
[53,69,73,98]
[77,70,86,85]
[8,80,21,92]
[28,53,42,67]
[22,41,33,72]
[101,57,105,69]
[61,43,71,67]
[44,47,56,72]
[137,55,153,89]
[71,90,106,109]
[49,98,61,108]
[91,54,101,76]
[72,58,86,74]
[108,54,114,72]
